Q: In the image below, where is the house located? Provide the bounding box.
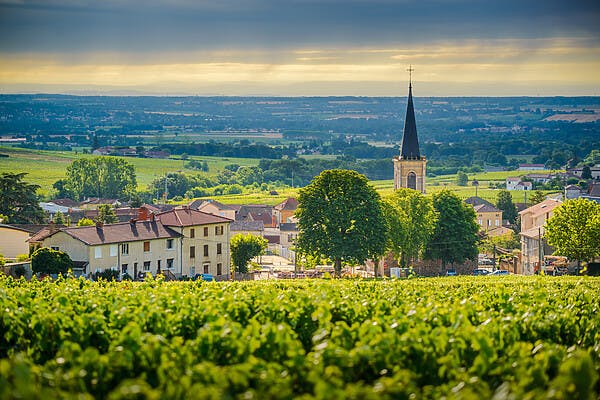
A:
[564,185,583,200]
[518,164,545,171]
[279,223,299,262]
[472,203,503,231]
[155,207,232,278]
[525,173,553,184]
[35,219,182,278]
[506,177,532,191]
[0,224,32,258]
[273,198,299,225]
[231,220,264,237]
[193,199,240,220]
[567,166,600,180]
[581,182,600,203]
[519,198,562,275]
[237,205,275,228]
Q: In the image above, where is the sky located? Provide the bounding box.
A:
[1,0,599,96]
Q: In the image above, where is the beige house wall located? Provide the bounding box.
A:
[197,203,236,220]
[178,222,230,278]
[476,211,502,231]
[0,227,30,258]
[393,158,427,193]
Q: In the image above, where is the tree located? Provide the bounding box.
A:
[456,171,468,186]
[581,166,592,180]
[31,247,73,275]
[383,188,438,267]
[0,172,45,224]
[230,233,268,274]
[295,169,387,276]
[479,231,520,254]
[64,157,137,201]
[97,204,118,224]
[425,190,479,271]
[529,190,546,205]
[77,218,95,226]
[497,190,518,224]
[53,211,65,225]
[545,199,600,266]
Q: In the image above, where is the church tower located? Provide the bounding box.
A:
[393,67,426,193]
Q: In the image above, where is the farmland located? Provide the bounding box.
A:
[0,276,598,398]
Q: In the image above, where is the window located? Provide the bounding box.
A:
[495,220,500,226]
[190,228,195,238]
[110,244,117,257]
[166,239,174,249]
[157,260,161,269]
[407,172,417,190]
[122,243,129,255]
[190,266,195,276]
[217,263,222,275]
[478,219,483,225]
[190,246,195,258]
[203,263,209,274]
[51,246,59,251]
[217,243,222,255]
[204,244,209,257]
[166,258,174,269]
[121,264,128,273]
[95,247,102,259]
[204,227,209,237]
[215,225,224,235]
[487,220,491,227]
[143,241,150,252]
[143,261,151,271]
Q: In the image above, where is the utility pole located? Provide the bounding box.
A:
[493,244,497,271]
[538,227,543,273]
[164,172,168,203]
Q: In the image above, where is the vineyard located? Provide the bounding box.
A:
[0,276,598,399]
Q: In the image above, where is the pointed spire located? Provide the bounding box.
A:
[400,67,420,160]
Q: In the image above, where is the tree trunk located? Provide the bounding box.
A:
[334,258,342,277]
[373,257,379,278]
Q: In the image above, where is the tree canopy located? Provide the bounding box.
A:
[497,190,518,224]
[383,188,437,267]
[97,204,118,224]
[64,157,137,201]
[296,169,387,275]
[528,190,547,206]
[31,247,73,275]
[0,172,45,224]
[230,233,268,274]
[425,189,480,270]
[545,199,600,265]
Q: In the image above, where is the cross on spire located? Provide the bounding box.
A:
[407,65,414,88]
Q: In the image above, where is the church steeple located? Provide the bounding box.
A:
[400,67,420,160]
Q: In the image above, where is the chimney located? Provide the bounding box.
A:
[138,206,149,221]
[150,212,155,222]
[49,221,59,233]
[96,221,104,229]
[129,218,136,225]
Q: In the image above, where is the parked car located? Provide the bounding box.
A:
[193,273,215,282]
[491,270,510,276]
[473,269,490,276]
[479,258,494,266]
[446,269,457,276]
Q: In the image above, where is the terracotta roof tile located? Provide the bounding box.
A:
[157,207,232,227]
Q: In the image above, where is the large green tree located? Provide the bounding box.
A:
[97,204,118,224]
[31,247,73,275]
[64,157,137,201]
[497,190,518,224]
[425,189,480,271]
[296,169,387,276]
[545,198,600,266]
[383,188,438,267]
[0,172,45,224]
[230,233,268,274]
[529,190,546,206]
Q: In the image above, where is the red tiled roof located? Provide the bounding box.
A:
[57,220,181,245]
[157,207,232,227]
[274,197,299,211]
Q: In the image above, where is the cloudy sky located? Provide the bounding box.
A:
[1,0,599,96]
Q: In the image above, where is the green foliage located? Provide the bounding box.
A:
[77,217,95,226]
[0,214,8,224]
[425,189,479,268]
[479,231,520,254]
[296,169,387,275]
[0,172,45,224]
[64,157,137,201]
[230,234,268,273]
[529,190,546,205]
[16,254,29,262]
[496,190,518,224]
[581,166,592,180]
[456,171,468,186]
[93,269,120,281]
[53,211,65,225]
[0,277,598,399]
[0,254,4,267]
[97,204,118,224]
[383,189,438,267]
[31,247,73,275]
[545,198,600,263]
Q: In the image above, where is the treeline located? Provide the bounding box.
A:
[157,141,296,159]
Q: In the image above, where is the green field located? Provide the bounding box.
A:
[1,276,598,398]
[0,147,559,204]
